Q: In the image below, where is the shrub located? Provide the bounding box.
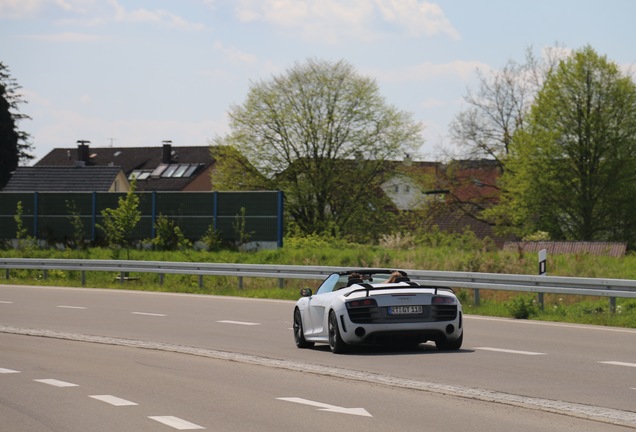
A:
[506,295,538,319]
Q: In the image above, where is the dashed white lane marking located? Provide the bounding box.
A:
[90,395,138,406]
[57,305,87,309]
[475,347,546,356]
[149,416,205,430]
[4,326,635,428]
[0,301,13,304]
[600,361,636,368]
[34,379,79,387]
[217,320,260,326]
[132,312,167,317]
[0,368,20,374]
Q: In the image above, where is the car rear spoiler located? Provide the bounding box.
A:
[344,283,454,297]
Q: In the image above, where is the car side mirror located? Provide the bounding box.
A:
[300,288,313,297]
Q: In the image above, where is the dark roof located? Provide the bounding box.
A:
[35,145,214,191]
[2,166,124,192]
[37,145,212,172]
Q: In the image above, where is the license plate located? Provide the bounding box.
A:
[388,305,423,315]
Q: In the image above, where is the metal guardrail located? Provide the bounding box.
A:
[1,258,635,308]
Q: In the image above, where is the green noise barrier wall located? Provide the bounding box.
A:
[0,191,284,247]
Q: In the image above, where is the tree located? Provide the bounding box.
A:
[490,46,636,245]
[450,46,563,167]
[443,48,563,226]
[0,62,33,189]
[96,179,141,258]
[212,58,423,240]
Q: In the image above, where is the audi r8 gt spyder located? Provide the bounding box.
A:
[293,269,463,354]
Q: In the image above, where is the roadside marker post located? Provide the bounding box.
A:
[538,249,547,310]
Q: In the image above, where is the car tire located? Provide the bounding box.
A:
[328,311,348,354]
[293,308,314,348]
[435,332,463,351]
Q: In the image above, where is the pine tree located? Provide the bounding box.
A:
[0,62,33,189]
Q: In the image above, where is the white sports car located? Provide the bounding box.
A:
[293,269,463,353]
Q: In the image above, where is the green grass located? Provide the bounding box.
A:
[2,238,636,328]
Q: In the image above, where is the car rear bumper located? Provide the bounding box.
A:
[337,310,463,346]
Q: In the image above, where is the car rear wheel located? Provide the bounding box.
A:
[293,308,314,348]
[435,332,463,351]
[328,311,348,354]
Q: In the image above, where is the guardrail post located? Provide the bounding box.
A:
[238,276,243,289]
[5,269,9,279]
[474,288,480,306]
[610,297,616,313]
[279,278,284,289]
[81,270,86,286]
[43,269,48,281]
[119,272,124,284]
[159,273,164,286]
[198,275,203,288]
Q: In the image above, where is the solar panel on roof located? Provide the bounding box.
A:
[173,164,189,177]
[161,165,179,177]
[151,164,168,177]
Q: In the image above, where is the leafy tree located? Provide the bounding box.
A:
[212,58,423,241]
[490,46,636,245]
[96,179,141,258]
[0,62,33,189]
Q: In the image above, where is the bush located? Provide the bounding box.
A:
[150,215,192,251]
[506,295,538,319]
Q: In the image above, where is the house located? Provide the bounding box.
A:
[380,157,509,244]
[2,166,129,192]
[35,141,215,191]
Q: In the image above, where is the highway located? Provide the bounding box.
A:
[1,284,635,431]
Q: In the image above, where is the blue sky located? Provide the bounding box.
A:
[2,0,635,163]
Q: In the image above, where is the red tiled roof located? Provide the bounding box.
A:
[503,241,627,257]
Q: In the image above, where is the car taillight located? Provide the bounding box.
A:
[432,296,455,304]
[346,298,378,309]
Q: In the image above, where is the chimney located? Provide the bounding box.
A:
[76,140,91,166]
[162,140,173,164]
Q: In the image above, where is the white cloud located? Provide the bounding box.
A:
[20,31,107,42]
[233,0,458,43]
[5,0,207,31]
[375,0,459,39]
[213,41,258,65]
[0,0,46,18]
[372,60,491,84]
[109,1,206,31]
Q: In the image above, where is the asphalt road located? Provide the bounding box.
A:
[1,284,635,431]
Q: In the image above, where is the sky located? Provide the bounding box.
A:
[2,0,636,164]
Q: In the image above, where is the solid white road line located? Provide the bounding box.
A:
[34,379,79,387]
[475,347,546,356]
[600,361,636,368]
[149,416,205,430]
[217,320,260,326]
[57,305,87,309]
[0,368,20,374]
[132,312,167,317]
[90,395,138,406]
